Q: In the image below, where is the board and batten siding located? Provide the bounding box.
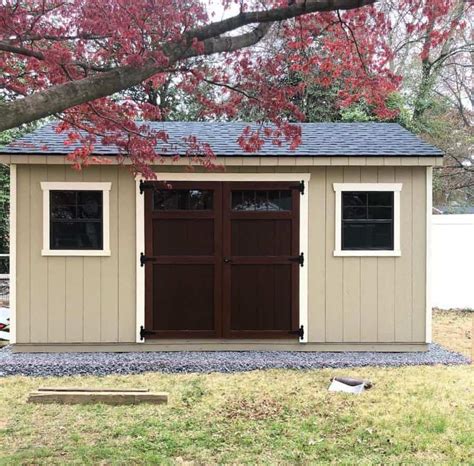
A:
[16,165,136,344]
[15,164,427,345]
[306,166,427,344]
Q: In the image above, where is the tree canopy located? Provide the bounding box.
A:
[0,0,472,184]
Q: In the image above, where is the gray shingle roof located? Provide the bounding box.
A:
[0,121,444,157]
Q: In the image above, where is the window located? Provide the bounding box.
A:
[231,190,292,211]
[153,189,213,210]
[41,182,111,256]
[342,192,393,250]
[50,191,103,250]
[333,183,402,257]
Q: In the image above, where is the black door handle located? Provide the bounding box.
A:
[224,257,232,263]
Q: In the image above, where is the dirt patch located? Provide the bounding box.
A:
[433,309,472,358]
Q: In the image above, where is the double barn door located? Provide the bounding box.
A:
[142,181,301,339]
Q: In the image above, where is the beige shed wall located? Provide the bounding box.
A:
[16,165,136,344]
[306,166,427,344]
[14,164,427,345]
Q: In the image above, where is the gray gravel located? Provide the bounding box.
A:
[0,343,469,377]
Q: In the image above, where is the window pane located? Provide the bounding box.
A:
[51,221,103,250]
[51,205,76,220]
[342,223,367,249]
[342,192,366,207]
[269,190,292,211]
[342,222,393,250]
[343,206,366,220]
[368,192,393,206]
[232,190,292,211]
[153,189,213,210]
[368,206,392,220]
[51,191,76,206]
[371,222,393,249]
[77,191,102,219]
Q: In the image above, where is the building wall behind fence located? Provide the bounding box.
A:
[15,163,428,345]
[432,214,474,310]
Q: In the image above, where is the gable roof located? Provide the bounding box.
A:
[0,121,444,157]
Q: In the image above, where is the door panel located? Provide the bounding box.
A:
[153,218,215,256]
[230,264,293,332]
[222,182,300,339]
[153,264,215,332]
[231,219,292,256]
[144,182,222,338]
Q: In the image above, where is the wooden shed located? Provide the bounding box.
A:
[0,122,443,352]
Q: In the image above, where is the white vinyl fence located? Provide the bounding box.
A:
[432,214,474,309]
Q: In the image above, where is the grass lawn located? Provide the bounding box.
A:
[0,312,472,464]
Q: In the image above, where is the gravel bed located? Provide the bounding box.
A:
[0,343,469,377]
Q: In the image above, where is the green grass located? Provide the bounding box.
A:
[0,312,473,464]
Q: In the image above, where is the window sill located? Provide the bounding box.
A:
[41,249,111,257]
[333,250,401,257]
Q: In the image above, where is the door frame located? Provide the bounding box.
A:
[135,172,311,344]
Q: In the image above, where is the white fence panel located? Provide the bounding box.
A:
[432,214,474,309]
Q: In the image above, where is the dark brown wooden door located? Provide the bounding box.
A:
[144,181,300,339]
[144,182,222,338]
[222,182,300,338]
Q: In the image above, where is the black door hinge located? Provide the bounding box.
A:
[289,325,304,339]
[290,252,304,267]
[140,252,153,267]
[299,180,305,195]
[139,180,154,194]
[140,326,155,341]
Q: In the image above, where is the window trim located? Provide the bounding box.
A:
[333,183,402,257]
[41,182,111,256]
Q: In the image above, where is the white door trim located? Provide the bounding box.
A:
[135,172,311,343]
[135,179,145,343]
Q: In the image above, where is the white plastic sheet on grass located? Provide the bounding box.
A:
[328,379,365,394]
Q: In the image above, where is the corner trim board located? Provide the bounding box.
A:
[426,167,432,343]
[9,165,17,344]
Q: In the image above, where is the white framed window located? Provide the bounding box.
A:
[41,182,111,256]
[333,183,402,257]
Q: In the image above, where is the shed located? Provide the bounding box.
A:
[0,122,443,352]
